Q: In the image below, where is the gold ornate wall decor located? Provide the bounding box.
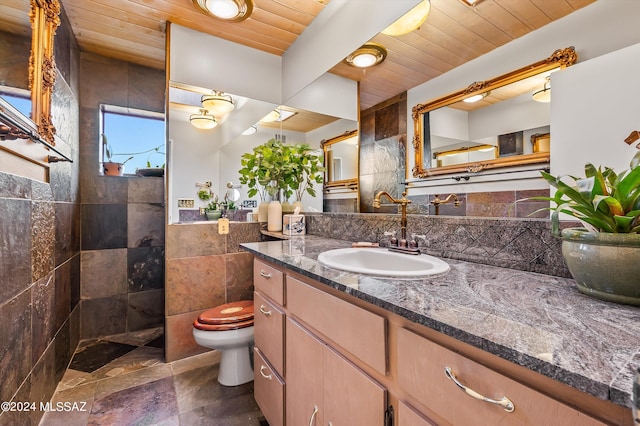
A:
[29,0,60,145]
[411,46,577,179]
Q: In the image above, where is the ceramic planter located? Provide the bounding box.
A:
[561,228,640,305]
[205,210,222,221]
[103,161,125,176]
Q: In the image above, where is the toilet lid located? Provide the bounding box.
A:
[198,300,254,325]
[193,317,254,331]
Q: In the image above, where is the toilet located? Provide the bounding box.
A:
[192,300,255,386]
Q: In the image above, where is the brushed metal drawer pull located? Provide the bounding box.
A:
[308,405,318,426]
[444,367,515,413]
[259,365,272,380]
[259,270,272,279]
[259,305,272,316]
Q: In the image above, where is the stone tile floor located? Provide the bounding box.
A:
[39,327,266,426]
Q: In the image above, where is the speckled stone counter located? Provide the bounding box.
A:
[241,235,640,409]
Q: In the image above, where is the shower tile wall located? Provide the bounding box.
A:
[360,93,407,213]
[0,8,81,426]
[78,52,166,339]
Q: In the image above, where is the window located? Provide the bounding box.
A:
[0,86,32,118]
[100,104,165,175]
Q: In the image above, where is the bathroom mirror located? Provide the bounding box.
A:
[322,129,358,189]
[0,0,66,179]
[411,46,577,178]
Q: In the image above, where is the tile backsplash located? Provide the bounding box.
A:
[305,213,572,278]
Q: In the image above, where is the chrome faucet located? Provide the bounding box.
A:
[430,194,461,215]
[373,191,420,255]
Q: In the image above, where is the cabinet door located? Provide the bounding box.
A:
[254,291,285,374]
[254,348,285,426]
[323,344,387,426]
[398,401,439,426]
[286,318,324,426]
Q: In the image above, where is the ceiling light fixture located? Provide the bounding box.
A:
[382,0,431,36]
[192,0,253,22]
[190,109,217,129]
[463,91,490,103]
[345,43,388,68]
[459,0,485,6]
[260,109,281,123]
[201,91,235,115]
[532,77,551,103]
[241,125,257,136]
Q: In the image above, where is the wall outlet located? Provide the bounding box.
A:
[178,198,195,208]
[218,218,230,235]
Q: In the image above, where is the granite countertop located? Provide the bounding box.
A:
[240,235,640,409]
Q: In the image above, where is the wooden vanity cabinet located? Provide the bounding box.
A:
[396,327,607,426]
[253,259,286,426]
[286,318,387,426]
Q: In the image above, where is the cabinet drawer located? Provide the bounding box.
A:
[254,291,285,375]
[254,259,284,305]
[397,328,606,426]
[254,348,284,426]
[286,275,387,375]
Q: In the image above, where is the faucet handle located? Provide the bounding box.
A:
[383,231,396,236]
[411,233,426,241]
[384,231,398,246]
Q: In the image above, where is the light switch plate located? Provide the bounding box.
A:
[218,218,230,235]
[178,198,195,208]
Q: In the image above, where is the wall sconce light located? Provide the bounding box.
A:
[345,43,387,68]
[190,109,217,129]
[382,0,431,36]
[463,91,490,103]
[532,77,551,103]
[201,91,235,115]
[192,0,253,22]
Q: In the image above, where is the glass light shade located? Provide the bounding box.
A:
[201,92,234,115]
[192,0,253,22]
[345,43,387,68]
[463,91,489,103]
[205,0,239,19]
[382,0,431,36]
[242,125,257,135]
[532,78,551,103]
[260,110,281,123]
[190,110,217,129]
[459,0,484,6]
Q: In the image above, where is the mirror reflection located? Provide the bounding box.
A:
[167,82,357,223]
[413,46,577,178]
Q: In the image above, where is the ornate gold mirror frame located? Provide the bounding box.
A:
[411,46,577,178]
[30,0,60,145]
[322,129,359,192]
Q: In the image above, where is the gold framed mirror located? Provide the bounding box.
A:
[322,129,359,191]
[30,0,60,145]
[411,46,577,178]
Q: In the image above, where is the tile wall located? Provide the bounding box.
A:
[0,10,81,425]
[78,53,166,340]
[165,222,261,362]
[306,213,572,278]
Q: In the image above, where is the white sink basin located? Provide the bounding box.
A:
[317,248,450,277]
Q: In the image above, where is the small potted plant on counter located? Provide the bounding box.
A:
[204,196,222,221]
[528,140,640,305]
[286,143,325,211]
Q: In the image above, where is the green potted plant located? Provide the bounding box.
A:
[285,143,325,211]
[529,146,640,305]
[238,138,293,227]
[204,196,222,221]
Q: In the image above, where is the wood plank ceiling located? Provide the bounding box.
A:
[6,0,596,111]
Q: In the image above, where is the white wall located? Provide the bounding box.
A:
[552,41,640,177]
[406,0,640,195]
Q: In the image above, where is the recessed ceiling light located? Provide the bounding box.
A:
[345,43,388,68]
[192,0,253,22]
